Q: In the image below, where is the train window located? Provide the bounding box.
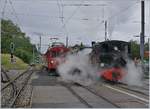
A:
[50,51,65,57]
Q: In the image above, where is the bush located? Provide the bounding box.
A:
[1,19,38,64]
[15,48,33,64]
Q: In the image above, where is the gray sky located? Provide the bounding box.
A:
[1,0,150,53]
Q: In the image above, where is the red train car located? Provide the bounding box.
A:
[90,40,131,82]
[45,42,70,76]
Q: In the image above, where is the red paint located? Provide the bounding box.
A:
[45,45,70,70]
[100,67,126,82]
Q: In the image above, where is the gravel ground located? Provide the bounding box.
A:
[1,67,35,108]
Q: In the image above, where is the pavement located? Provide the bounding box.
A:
[31,70,87,108]
[30,69,149,108]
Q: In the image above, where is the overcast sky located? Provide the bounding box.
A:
[1,0,150,53]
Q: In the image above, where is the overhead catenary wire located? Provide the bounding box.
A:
[57,0,85,41]
[56,0,69,43]
[60,0,69,37]
[59,0,64,23]
[96,1,141,30]
[3,0,148,43]
[8,0,22,27]
[1,11,103,21]
[1,0,7,19]
[57,0,62,20]
[108,1,140,21]
[61,0,85,29]
[89,0,141,40]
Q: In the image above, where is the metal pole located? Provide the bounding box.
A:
[66,36,68,47]
[39,36,41,54]
[32,46,34,64]
[140,0,145,62]
[105,21,107,41]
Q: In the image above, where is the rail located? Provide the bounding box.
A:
[1,67,32,91]
[1,66,34,108]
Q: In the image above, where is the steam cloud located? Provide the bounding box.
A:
[80,0,137,40]
[122,60,143,86]
[58,49,98,86]
[58,49,143,87]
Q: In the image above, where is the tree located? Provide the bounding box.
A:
[130,40,140,59]
[1,19,38,64]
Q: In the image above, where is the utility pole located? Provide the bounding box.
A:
[105,20,107,41]
[32,46,35,64]
[66,36,68,47]
[39,35,41,54]
[140,0,145,62]
[39,36,41,63]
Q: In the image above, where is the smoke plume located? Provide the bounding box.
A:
[57,49,98,86]
[58,49,143,87]
[122,60,143,86]
[107,0,136,38]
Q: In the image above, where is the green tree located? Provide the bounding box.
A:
[1,19,38,64]
[130,40,140,59]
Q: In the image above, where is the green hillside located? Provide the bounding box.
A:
[1,19,38,64]
[1,54,28,70]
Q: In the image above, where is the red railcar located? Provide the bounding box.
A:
[45,42,70,75]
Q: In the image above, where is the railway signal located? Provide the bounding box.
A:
[10,42,15,63]
[10,42,15,53]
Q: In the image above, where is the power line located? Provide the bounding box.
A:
[57,0,61,20]
[60,0,64,23]
[1,11,103,21]
[8,0,21,26]
[107,1,140,22]
[57,0,69,43]
[9,0,143,2]
[1,0,7,19]
[59,0,86,44]
[92,1,140,34]
[8,0,118,1]
[62,4,107,6]
[61,0,85,29]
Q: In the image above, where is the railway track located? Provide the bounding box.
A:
[81,85,121,108]
[1,67,35,108]
[61,82,149,108]
[116,84,149,96]
[60,82,120,108]
[29,68,148,108]
[101,83,149,106]
[60,83,93,108]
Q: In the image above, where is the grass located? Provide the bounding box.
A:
[1,54,28,70]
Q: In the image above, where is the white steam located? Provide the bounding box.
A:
[58,49,144,87]
[107,0,136,38]
[80,0,138,40]
[122,60,143,86]
[58,49,98,86]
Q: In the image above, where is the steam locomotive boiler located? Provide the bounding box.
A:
[90,40,131,82]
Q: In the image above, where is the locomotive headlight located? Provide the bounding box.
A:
[50,60,54,64]
[100,63,104,67]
